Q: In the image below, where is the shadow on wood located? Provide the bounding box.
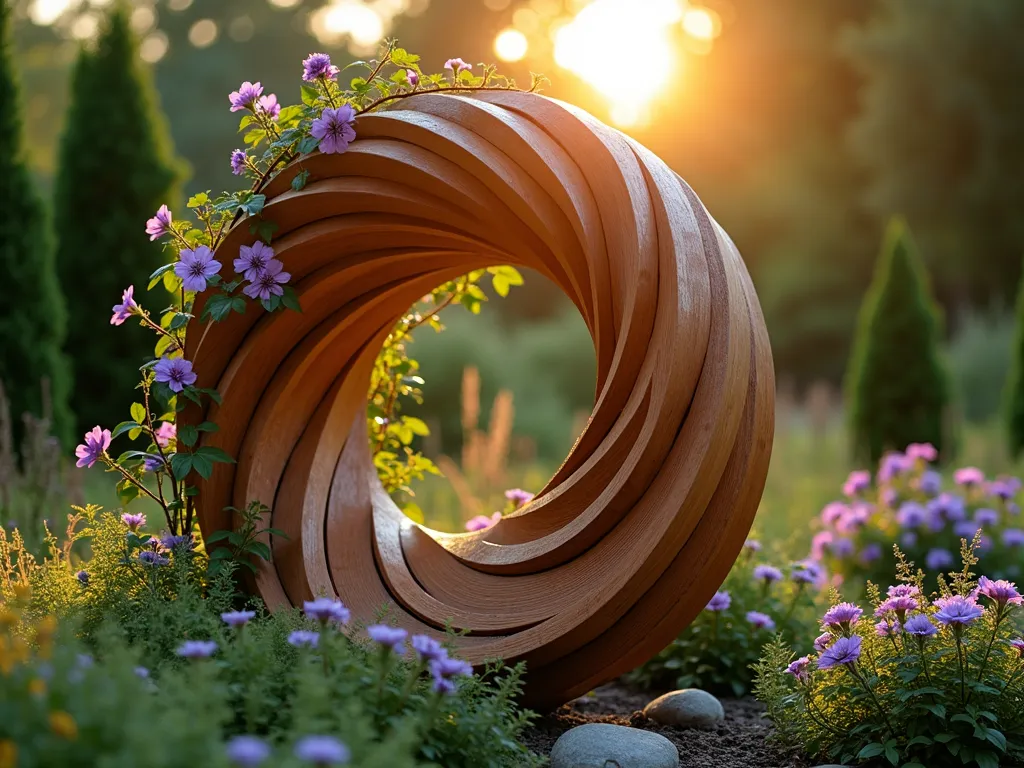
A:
[183,91,775,710]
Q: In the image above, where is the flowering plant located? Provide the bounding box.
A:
[627,538,823,696]
[807,443,1023,592]
[754,542,1024,768]
[73,41,536,544]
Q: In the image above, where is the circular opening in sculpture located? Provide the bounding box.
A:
[366,268,597,533]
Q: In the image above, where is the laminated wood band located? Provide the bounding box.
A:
[183,91,774,709]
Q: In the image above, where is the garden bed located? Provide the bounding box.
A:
[521,683,806,767]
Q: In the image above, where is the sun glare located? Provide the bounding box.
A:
[682,6,719,41]
[494,28,529,62]
[554,0,683,126]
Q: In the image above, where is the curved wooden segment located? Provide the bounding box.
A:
[183,91,774,709]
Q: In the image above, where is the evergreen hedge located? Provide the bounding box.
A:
[53,2,184,436]
[1004,264,1024,458]
[0,0,72,448]
[845,218,952,463]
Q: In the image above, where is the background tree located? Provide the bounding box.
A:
[845,218,952,463]
[0,0,72,448]
[53,1,184,436]
[1003,265,1024,458]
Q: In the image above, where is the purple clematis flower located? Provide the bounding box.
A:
[465,512,501,531]
[242,259,291,301]
[444,57,472,73]
[229,81,263,112]
[746,611,775,631]
[843,470,871,498]
[406,68,419,86]
[288,630,320,648]
[903,613,937,637]
[145,205,172,240]
[154,421,176,448]
[504,488,534,507]
[302,52,339,81]
[705,591,731,611]
[235,241,276,282]
[75,426,111,468]
[121,512,146,530]
[976,576,1022,608]
[111,285,137,325]
[294,735,350,765]
[926,548,955,571]
[934,595,985,626]
[821,602,862,632]
[174,245,222,293]
[226,735,271,767]
[230,148,247,176]
[785,655,811,682]
[154,356,197,393]
[221,610,256,628]
[954,467,985,487]
[367,624,408,652]
[177,640,217,659]
[310,105,356,155]
[754,565,783,584]
[817,635,862,670]
[256,93,280,120]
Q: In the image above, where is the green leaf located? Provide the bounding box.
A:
[210,547,234,560]
[297,135,320,154]
[974,752,999,768]
[933,733,956,743]
[112,420,141,439]
[201,293,236,323]
[203,530,232,544]
[982,728,1006,752]
[281,285,302,313]
[291,168,310,191]
[170,453,193,479]
[195,446,235,464]
[246,541,272,561]
[129,403,147,424]
[178,424,199,447]
[403,416,429,436]
[169,312,190,330]
[884,745,899,765]
[191,453,213,479]
[858,744,885,759]
[244,128,266,146]
[925,703,947,719]
[187,191,210,208]
[906,736,933,748]
[390,47,420,68]
[148,262,174,282]
[117,480,139,507]
[197,421,219,433]
[198,387,223,405]
[300,84,320,106]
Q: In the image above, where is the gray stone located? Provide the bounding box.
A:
[549,723,679,768]
[642,689,724,729]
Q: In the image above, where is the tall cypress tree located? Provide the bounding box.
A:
[1004,265,1024,458]
[0,0,73,448]
[845,218,952,463]
[53,2,183,435]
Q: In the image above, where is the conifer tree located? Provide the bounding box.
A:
[53,1,184,435]
[1003,265,1024,458]
[0,0,73,448]
[845,218,952,463]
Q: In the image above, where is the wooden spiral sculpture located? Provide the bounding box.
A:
[185,91,774,709]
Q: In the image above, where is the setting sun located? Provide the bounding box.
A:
[494,28,529,62]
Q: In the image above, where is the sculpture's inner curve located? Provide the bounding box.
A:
[183,91,774,708]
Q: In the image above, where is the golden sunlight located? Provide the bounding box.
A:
[553,0,684,127]
[494,28,529,62]
[682,6,720,41]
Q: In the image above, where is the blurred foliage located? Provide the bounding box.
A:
[52,2,184,438]
[846,220,951,464]
[0,0,72,449]
[947,307,1014,425]
[1006,273,1024,460]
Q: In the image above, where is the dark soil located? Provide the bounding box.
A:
[521,683,808,768]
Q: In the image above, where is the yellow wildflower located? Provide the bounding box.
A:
[0,739,17,768]
[49,711,78,741]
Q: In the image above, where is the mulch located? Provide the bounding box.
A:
[521,682,809,768]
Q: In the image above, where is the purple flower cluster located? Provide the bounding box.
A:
[226,735,271,767]
[504,488,534,507]
[465,512,502,531]
[821,602,862,632]
[177,640,218,659]
[933,595,985,626]
[705,591,731,612]
[221,610,256,628]
[234,241,292,301]
[288,630,320,648]
[294,735,350,765]
[746,611,775,631]
[302,597,350,626]
[302,52,340,81]
[121,512,146,531]
[310,105,356,155]
[753,564,783,584]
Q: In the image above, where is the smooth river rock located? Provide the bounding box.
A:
[642,689,724,729]
[549,723,679,768]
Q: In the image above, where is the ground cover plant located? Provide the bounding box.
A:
[807,442,1024,593]
[756,541,1024,768]
[628,538,823,696]
[0,33,546,766]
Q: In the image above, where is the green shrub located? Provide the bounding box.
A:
[755,546,1024,768]
[948,307,1014,424]
[0,0,72,448]
[1005,268,1024,459]
[1,508,541,767]
[627,538,822,697]
[845,218,952,464]
[52,2,184,437]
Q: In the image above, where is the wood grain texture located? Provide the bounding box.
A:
[183,91,774,709]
